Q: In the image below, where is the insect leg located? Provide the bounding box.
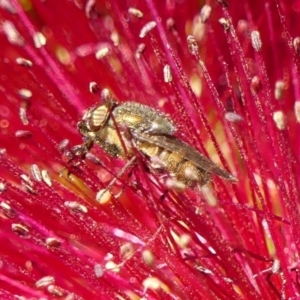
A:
[71,139,93,157]
[96,156,136,201]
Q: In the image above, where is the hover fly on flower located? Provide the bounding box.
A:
[77,92,237,191]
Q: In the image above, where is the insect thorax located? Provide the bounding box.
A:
[94,102,176,159]
[112,102,176,135]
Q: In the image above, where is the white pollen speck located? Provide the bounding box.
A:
[251,30,262,51]
[271,259,280,274]
[15,130,32,138]
[42,170,52,187]
[18,89,32,99]
[16,57,33,67]
[35,276,55,289]
[163,64,172,83]
[187,35,199,56]
[225,112,243,122]
[2,21,24,46]
[94,264,104,278]
[293,37,300,55]
[96,189,112,204]
[139,21,156,38]
[31,164,42,182]
[0,182,6,193]
[64,201,88,213]
[218,18,229,30]
[33,32,46,48]
[294,101,300,123]
[128,7,143,18]
[19,107,29,125]
[273,111,286,130]
[200,4,212,23]
[135,43,146,58]
[274,80,285,100]
[0,0,16,13]
[95,47,109,59]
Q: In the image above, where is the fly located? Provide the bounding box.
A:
[77,95,237,192]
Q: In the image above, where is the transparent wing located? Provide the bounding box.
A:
[133,132,237,182]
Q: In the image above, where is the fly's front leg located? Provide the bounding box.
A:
[66,139,94,168]
[71,138,93,157]
[96,156,136,202]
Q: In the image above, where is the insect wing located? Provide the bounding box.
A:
[133,132,236,181]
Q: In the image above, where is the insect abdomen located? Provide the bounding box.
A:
[159,149,210,186]
[138,141,210,186]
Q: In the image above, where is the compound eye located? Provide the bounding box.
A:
[86,105,109,131]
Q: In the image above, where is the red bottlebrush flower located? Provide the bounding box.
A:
[0,0,300,299]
